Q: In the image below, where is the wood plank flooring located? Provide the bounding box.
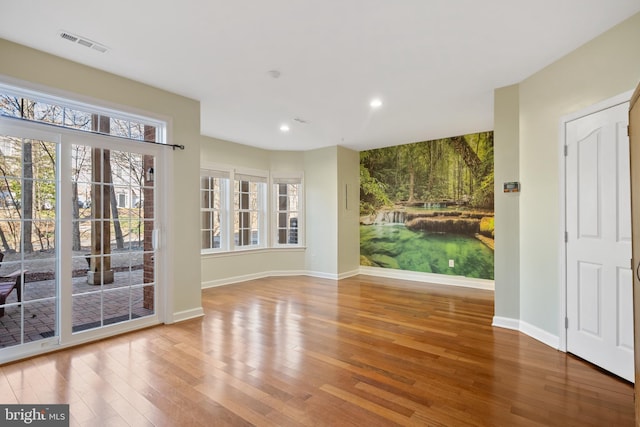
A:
[1,275,634,426]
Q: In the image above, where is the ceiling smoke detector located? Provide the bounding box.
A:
[58,31,108,53]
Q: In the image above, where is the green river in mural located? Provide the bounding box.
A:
[360,224,494,280]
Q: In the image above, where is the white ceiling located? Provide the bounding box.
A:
[0,1,638,152]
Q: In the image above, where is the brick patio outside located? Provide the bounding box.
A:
[0,267,154,349]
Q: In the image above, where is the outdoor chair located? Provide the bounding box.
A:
[0,253,27,318]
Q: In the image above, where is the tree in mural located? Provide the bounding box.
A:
[360,131,494,213]
[359,161,391,216]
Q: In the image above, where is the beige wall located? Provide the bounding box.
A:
[495,12,640,335]
[304,146,339,276]
[201,249,307,287]
[199,136,308,285]
[337,146,361,276]
[0,38,203,319]
[199,139,359,283]
[493,84,520,321]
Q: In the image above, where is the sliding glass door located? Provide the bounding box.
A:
[0,119,162,357]
[0,130,58,348]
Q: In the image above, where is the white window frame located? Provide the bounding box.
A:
[200,166,230,253]
[0,82,166,144]
[233,169,268,250]
[272,172,304,247]
[200,166,305,254]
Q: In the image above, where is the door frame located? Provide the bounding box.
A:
[0,115,172,363]
[559,89,634,353]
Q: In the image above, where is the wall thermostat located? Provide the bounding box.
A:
[503,182,520,193]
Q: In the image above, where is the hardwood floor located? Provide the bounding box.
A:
[1,275,634,426]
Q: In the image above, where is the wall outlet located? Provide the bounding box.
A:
[448,259,455,268]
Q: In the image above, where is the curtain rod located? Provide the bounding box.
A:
[0,113,185,150]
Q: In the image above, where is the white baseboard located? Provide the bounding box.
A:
[492,316,520,331]
[358,266,495,290]
[171,307,205,323]
[202,270,309,289]
[520,320,560,349]
[492,316,560,350]
[304,270,339,280]
[202,272,269,289]
[337,269,360,280]
[203,267,494,290]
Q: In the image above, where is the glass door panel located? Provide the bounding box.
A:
[71,144,155,333]
[0,135,58,348]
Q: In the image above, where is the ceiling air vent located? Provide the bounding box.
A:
[77,38,93,48]
[59,32,78,43]
[58,30,108,53]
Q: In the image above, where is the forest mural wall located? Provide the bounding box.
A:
[360,131,494,280]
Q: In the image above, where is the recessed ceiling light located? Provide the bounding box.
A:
[280,124,290,132]
[370,98,383,108]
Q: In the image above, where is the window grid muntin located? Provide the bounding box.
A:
[0,84,164,144]
[275,182,301,245]
[234,179,264,247]
[200,175,226,251]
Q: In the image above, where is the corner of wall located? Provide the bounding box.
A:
[493,84,521,321]
[304,147,339,275]
[337,146,361,275]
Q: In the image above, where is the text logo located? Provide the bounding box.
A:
[1,405,69,426]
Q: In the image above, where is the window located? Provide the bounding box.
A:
[273,174,303,246]
[200,169,229,252]
[0,81,166,359]
[233,173,266,248]
[0,84,164,144]
[200,168,303,253]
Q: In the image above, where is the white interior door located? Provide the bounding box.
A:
[628,82,640,418]
[566,101,633,382]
